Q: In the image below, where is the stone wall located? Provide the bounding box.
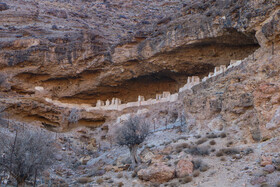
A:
[43,58,244,111]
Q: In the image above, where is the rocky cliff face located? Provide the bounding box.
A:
[1,1,280,186]
[0,0,279,131]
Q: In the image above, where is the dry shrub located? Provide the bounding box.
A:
[187,146,209,156]
[200,164,209,172]
[193,170,200,177]
[192,159,202,170]
[96,178,104,184]
[207,133,218,139]
[0,129,56,186]
[182,176,192,184]
[220,132,227,138]
[196,137,208,145]
[77,177,91,184]
[209,140,216,145]
[116,115,149,168]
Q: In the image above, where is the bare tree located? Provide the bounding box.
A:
[0,129,56,186]
[116,116,149,169]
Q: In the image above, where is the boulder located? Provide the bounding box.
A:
[140,148,155,163]
[260,156,272,167]
[250,176,267,185]
[0,3,8,11]
[263,164,275,173]
[176,159,193,178]
[137,163,175,182]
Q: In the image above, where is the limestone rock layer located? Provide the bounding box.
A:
[0,0,279,130]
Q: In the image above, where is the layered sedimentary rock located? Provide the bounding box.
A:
[0,0,279,130]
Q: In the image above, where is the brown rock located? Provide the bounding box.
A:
[263,164,275,173]
[176,159,194,178]
[250,176,267,185]
[137,163,175,182]
[261,156,272,167]
[0,3,8,11]
[140,148,154,163]
[80,156,91,165]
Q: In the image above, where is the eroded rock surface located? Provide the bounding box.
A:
[0,0,279,131]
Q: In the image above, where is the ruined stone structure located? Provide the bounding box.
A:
[44,59,243,111]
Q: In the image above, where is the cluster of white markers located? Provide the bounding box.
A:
[38,60,242,111]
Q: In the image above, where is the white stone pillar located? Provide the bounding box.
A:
[202,77,208,82]
[208,72,214,78]
[214,67,220,76]
[220,65,227,73]
[96,100,102,107]
[162,92,170,98]
[106,99,110,106]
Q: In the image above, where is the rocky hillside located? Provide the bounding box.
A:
[0,0,280,186]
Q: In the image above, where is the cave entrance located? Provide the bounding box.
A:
[58,30,260,106]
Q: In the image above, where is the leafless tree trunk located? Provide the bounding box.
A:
[16,177,26,187]
[129,145,139,169]
[116,116,149,169]
[33,169,37,187]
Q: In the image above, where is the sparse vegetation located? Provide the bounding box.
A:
[187,146,210,156]
[209,140,216,145]
[196,137,208,145]
[96,178,104,184]
[243,148,254,155]
[200,164,209,172]
[207,133,218,139]
[220,157,226,161]
[0,129,55,186]
[216,151,224,157]
[77,177,91,184]
[192,159,202,170]
[175,142,190,150]
[226,141,233,147]
[221,148,240,155]
[195,135,201,139]
[182,176,192,184]
[116,115,150,169]
[276,181,280,187]
[117,173,123,178]
[220,132,227,138]
[193,170,200,177]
